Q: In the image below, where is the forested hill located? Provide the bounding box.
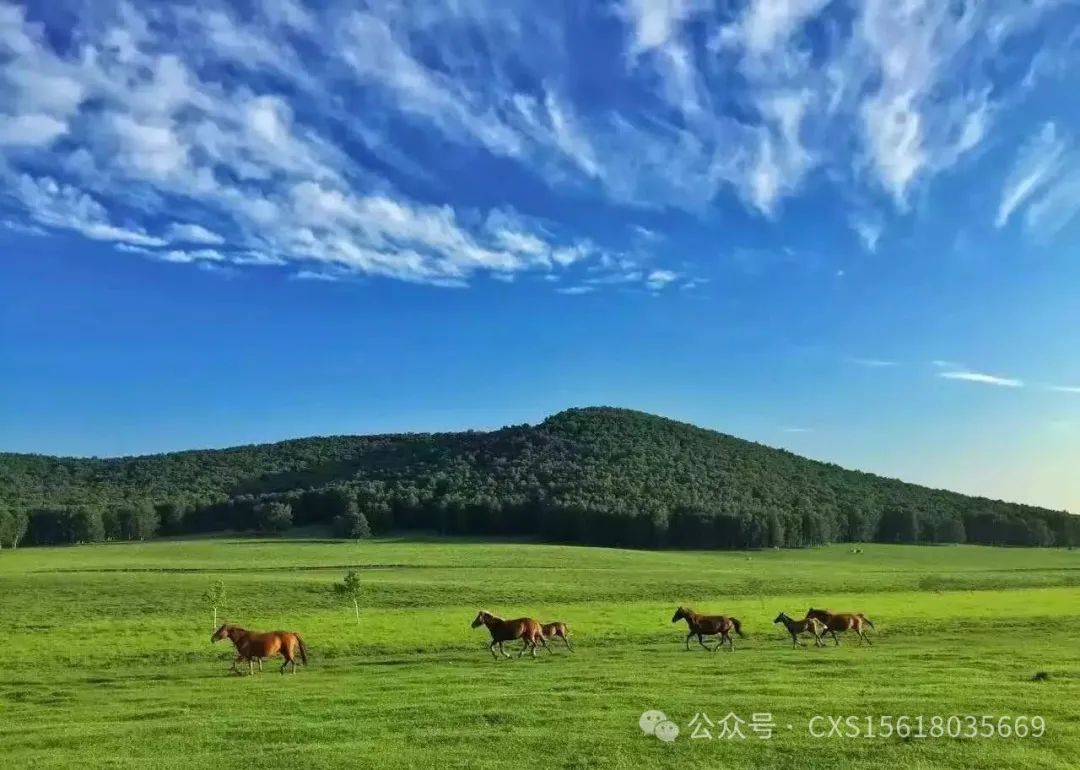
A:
[0,407,1075,549]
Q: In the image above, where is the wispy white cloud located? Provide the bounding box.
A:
[167,223,226,245]
[996,122,1067,227]
[645,269,679,290]
[0,0,1073,287]
[0,113,67,147]
[850,357,897,368]
[1048,384,1080,394]
[937,370,1024,388]
[781,426,814,433]
[4,173,166,246]
[292,269,344,282]
[851,214,883,252]
[994,121,1080,240]
[0,2,690,291]
[1023,160,1080,239]
[555,285,594,295]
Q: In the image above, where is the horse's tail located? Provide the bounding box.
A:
[295,634,308,665]
[859,614,874,629]
[731,617,745,638]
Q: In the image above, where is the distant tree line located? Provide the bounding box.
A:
[2,408,1076,549]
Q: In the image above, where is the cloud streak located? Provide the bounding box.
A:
[996,122,1080,238]
[996,122,1066,227]
[937,370,1024,388]
[850,357,898,368]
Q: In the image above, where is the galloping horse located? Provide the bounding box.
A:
[806,608,875,646]
[211,623,308,674]
[773,612,826,648]
[471,610,548,659]
[540,621,574,652]
[671,607,744,651]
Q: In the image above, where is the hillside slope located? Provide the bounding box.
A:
[0,407,1075,548]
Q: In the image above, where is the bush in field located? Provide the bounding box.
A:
[203,580,226,629]
[334,570,362,623]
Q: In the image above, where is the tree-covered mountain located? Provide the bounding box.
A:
[1,407,1075,549]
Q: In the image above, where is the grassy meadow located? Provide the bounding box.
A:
[1,538,1078,768]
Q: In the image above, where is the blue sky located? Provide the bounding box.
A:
[2,0,1079,512]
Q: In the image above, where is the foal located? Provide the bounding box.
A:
[773,612,826,648]
[471,610,548,659]
[806,608,875,646]
[671,607,744,651]
[540,621,574,652]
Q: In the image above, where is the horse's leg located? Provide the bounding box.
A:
[538,635,551,654]
[726,631,734,651]
[697,634,711,652]
[489,639,499,659]
[248,658,254,676]
[860,629,872,646]
[791,632,798,648]
[563,635,573,652]
[685,632,693,651]
[831,630,840,646]
[500,641,510,659]
[531,637,539,658]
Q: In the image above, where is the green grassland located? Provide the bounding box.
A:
[1,538,1078,769]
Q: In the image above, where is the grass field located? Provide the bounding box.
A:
[1,538,1078,769]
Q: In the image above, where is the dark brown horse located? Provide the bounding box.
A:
[773,612,826,648]
[471,610,548,659]
[806,608,875,645]
[211,623,308,674]
[671,607,744,651]
[540,621,574,652]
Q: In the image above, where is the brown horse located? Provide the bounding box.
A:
[211,623,308,674]
[471,610,548,659]
[671,607,744,651]
[773,612,826,648]
[806,608,875,646]
[540,621,574,653]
